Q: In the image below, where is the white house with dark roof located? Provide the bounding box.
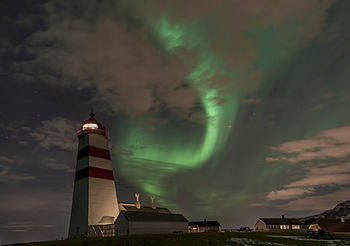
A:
[115,194,188,235]
[254,216,304,231]
[115,211,188,235]
[188,219,221,232]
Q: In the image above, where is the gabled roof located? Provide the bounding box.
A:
[121,205,171,214]
[259,218,303,225]
[189,221,221,227]
[119,211,188,223]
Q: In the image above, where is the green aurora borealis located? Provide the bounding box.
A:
[114,12,316,208]
[109,1,350,217]
[116,16,240,199]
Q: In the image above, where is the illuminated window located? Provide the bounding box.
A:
[83,123,98,130]
[280,225,287,230]
[292,225,300,230]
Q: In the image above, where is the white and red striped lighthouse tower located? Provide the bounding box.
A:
[68,113,119,238]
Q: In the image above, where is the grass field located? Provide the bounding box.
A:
[13,232,350,246]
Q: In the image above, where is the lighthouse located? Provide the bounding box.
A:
[68,113,119,238]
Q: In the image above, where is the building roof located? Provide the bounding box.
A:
[120,204,171,214]
[189,221,221,227]
[77,113,106,136]
[83,113,104,129]
[119,211,188,223]
[259,218,303,225]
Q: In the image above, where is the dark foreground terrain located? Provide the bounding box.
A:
[11,232,350,246]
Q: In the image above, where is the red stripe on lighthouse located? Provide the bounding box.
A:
[89,166,114,180]
[75,166,114,182]
[89,146,111,160]
[77,146,111,160]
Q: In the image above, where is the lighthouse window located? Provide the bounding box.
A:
[83,123,98,130]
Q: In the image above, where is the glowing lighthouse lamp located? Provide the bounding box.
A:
[83,123,98,130]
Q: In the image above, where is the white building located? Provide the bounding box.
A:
[254,216,303,231]
[115,210,188,235]
[68,113,119,238]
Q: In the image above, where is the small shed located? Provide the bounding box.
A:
[254,217,303,231]
[188,220,221,232]
[308,223,322,231]
[307,219,350,233]
[115,211,188,235]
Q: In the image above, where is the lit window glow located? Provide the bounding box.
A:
[83,123,98,130]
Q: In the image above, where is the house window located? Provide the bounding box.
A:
[292,225,300,230]
[280,225,287,230]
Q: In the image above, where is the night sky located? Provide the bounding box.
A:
[1,0,350,244]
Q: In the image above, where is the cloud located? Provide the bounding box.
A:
[28,117,80,151]
[125,0,332,39]
[0,190,70,213]
[21,126,31,131]
[0,155,15,163]
[265,125,350,205]
[307,104,324,112]
[265,156,288,162]
[10,0,333,120]
[0,165,36,182]
[282,188,350,212]
[266,187,315,201]
[265,124,350,203]
[0,222,56,229]
[267,123,350,163]
[14,15,192,117]
[42,158,74,172]
[265,160,350,202]
[248,202,265,207]
[244,97,262,105]
[0,123,17,132]
[113,146,134,156]
[121,0,333,76]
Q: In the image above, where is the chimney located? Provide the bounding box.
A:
[135,193,141,209]
[204,219,207,224]
[150,196,156,209]
[282,215,285,219]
